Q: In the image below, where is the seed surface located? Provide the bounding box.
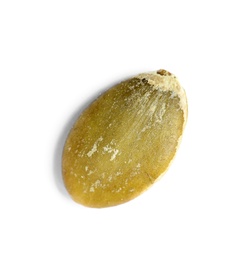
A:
[62,70,187,208]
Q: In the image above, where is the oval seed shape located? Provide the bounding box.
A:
[62,70,187,208]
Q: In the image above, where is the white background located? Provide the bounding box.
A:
[0,1,249,259]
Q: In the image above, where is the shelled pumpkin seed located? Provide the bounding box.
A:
[62,69,188,208]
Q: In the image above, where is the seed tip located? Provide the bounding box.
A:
[157,69,172,76]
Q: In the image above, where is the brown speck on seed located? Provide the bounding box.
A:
[142,78,148,84]
[157,69,172,76]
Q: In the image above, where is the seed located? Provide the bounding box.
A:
[62,69,188,208]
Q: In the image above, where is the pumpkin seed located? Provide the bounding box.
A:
[62,69,187,208]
